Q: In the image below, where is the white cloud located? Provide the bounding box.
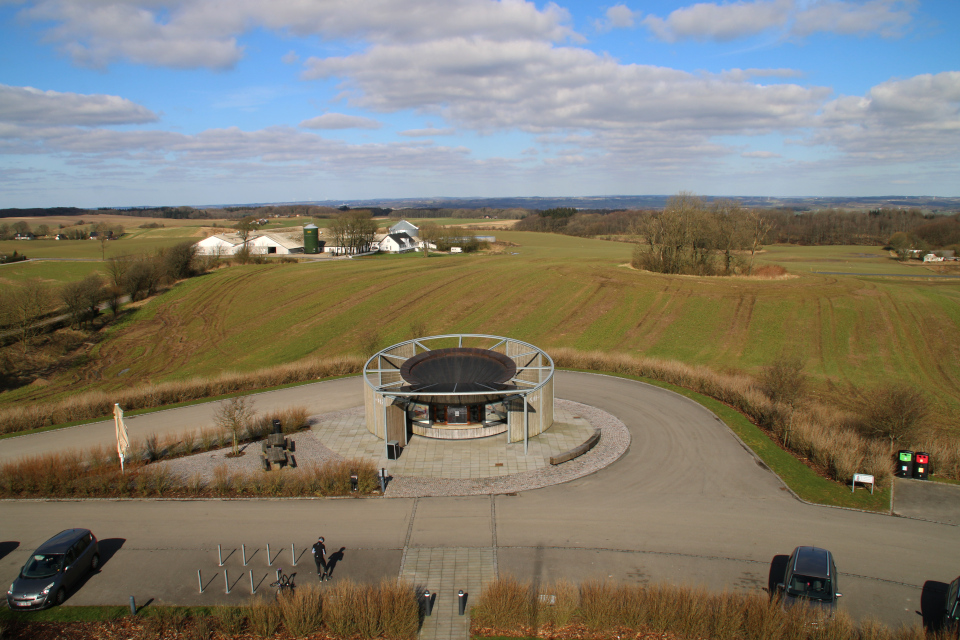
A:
[300,113,383,130]
[282,50,299,65]
[641,0,915,42]
[792,0,916,38]
[305,38,827,136]
[642,0,792,43]
[813,71,960,162]
[742,150,781,158]
[0,84,158,126]
[17,0,573,69]
[399,127,456,137]
[595,5,639,31]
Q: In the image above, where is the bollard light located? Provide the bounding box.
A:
[423,590,432,616]
[379,468,387,493]
[129,595,136,616]
[350,473,359,491]
[458,590,467,616]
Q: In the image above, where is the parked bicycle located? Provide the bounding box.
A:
[270,569,296,599]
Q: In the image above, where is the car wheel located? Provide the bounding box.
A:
[54,588,65,607]
[90,553,100,572]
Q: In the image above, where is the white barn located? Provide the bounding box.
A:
[195,233,246,256]
[249,233,303,255]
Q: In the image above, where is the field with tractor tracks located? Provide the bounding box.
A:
[3,230,959,431]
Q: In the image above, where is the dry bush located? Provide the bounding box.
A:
[211,605,245,636]
[277,583,323,637]
[709,591,745,640]
[245,596,281,638]
[539,579,578,628]
[251,405,310,436]
[355,583,384,639]
[752,264,788,278]
[379,580,420,640]
[473,576,530,630]
[323,580,360,637]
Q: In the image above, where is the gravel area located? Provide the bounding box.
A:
[154,430,340,482]
[154,399,630,497]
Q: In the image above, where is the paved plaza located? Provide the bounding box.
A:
[311,401,597,478]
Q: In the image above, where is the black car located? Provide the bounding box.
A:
[777,546,842,615]
[946,575,960,634]
[6,529,99,610]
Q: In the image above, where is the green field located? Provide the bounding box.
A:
[0,259,106,285]
[757,244,944,275]
[3,232,958,429]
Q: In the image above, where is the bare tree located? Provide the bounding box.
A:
[746,209,774,275]
[759,353,807,407]
[214,396,257,456]
[234,216,258,248]
[855,382,928,452]
[759,353,807,447]
[1,280,49,354]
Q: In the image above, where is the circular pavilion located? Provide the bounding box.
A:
[363,335,554,452]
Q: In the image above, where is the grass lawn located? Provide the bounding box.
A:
[3,231,958,430]
[757,244,945,276]
[0,259,106,285]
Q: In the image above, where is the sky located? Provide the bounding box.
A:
[0,0,958,208]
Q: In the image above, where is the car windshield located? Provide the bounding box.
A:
[786,574,833,601]
[21,554,63,579]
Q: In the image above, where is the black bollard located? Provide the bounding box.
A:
[458,590,467,615]
[423,590,433,616]
[350,472,358,492]
[378,468,386,493]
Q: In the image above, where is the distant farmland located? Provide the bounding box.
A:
[3,231,959,430]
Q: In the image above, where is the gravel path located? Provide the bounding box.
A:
[155,399,630,497]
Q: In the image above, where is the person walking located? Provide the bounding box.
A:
[312,536,328,581]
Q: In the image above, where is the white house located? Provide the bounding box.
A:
[378,232,417,253]
[389,220,420,237]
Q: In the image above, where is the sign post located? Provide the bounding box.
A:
[852,473,875,494]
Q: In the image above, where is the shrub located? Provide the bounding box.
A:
[245,596,280,638]
[277,583,323,637]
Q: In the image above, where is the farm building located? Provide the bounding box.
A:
[195,233,246,256]
[378,232,417,253]
[389,220,419,237]
[248,233,304,255]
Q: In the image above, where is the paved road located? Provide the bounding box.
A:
[2,372,956,630]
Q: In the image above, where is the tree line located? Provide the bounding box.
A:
[515,201,960,250]
[0,242,205,389]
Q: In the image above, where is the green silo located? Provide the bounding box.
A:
[303,224,320,254]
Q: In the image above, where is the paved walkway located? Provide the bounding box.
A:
[401,547,496,640]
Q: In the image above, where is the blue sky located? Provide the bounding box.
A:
[0,0,957,207]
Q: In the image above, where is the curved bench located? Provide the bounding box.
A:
[550,429,601,465]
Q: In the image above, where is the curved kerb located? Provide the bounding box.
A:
[362,335,555,455]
